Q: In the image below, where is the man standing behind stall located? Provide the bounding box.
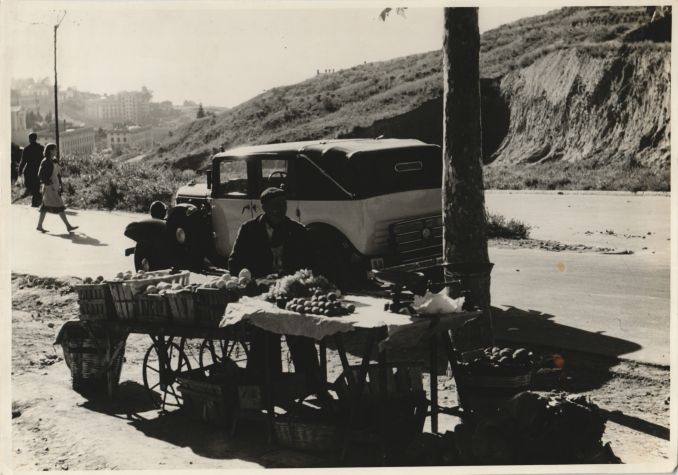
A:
[18,133,44,207]
[229,188,327,398]
[229,187,312,278]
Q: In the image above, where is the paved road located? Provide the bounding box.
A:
[8,199,671,366]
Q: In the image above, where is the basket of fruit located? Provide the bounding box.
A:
[107,269,189,320]
[454,346,535,413]
[196,269,252,327]
[74,276,115,321]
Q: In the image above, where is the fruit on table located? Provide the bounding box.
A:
[265,269,337,301]
[283,296,355,317]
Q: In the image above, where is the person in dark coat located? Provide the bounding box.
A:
[228,187,313,278]
[11,142,22,183]
[229,188,328,400]
[18,133,44,207]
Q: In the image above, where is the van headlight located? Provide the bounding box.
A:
[175,227,186,244]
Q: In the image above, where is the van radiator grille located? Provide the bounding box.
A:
[389,215,443,264]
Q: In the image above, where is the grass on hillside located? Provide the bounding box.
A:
[11,153,195,213]
[484,160,671,192]
[149,6,653,171]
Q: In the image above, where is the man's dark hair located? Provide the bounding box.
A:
[28,133,38,142]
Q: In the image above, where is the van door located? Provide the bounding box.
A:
[211,158,254,258]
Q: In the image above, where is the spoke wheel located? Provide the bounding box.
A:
[199,339,249,368]
[143,339,191,412]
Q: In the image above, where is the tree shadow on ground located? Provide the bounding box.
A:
[328,305,643,393]
[51,231,107,246]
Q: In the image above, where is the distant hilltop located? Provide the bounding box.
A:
[147,6,670,190]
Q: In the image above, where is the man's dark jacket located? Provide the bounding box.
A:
[228,214,313,278]
[18,142,44,184]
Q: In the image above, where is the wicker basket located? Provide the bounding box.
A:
[177,364,240,427]
[108,270,189,320]
[74,283,115,321]
[195,288,240,327]
[62,337,125,392]
[134,294,171,324]
[167,290,197,326]
[273,417,339,452]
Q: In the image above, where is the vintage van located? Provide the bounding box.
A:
[124,138,443,285]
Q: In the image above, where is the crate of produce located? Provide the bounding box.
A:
[108,270,189,320]
[167,290,197,326]
[195,288,241,327]
[134,293,171,324]
[74,283,115,321]
[177,363,241,428]
[454,346,534,413]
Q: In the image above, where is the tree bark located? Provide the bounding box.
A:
[443,8,492,337]
[442,7,488,266]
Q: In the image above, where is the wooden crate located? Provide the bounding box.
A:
[134,294,171,324]
[108,270,189,320]
[74,283,115,321]
[167,290,197,326]
[195,287,240,327]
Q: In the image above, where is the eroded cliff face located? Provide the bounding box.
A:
[490,44,670,170]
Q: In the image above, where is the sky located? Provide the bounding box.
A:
[6,2,557,108]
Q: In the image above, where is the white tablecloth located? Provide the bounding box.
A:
[221,295,480,350]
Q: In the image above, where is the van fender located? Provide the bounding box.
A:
[124,218,167,244]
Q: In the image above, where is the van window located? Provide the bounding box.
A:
[352,148,441,197]
[259,159,288,194]
[217,159,249,197]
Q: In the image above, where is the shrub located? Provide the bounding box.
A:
[486,212,531,239]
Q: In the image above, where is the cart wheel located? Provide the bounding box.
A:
[143,340,191,412]
[199,339,249,368]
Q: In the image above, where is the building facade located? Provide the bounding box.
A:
[60,127,96,157]
[11,106,29,145]
[86,91,150,125]
[107,126,154,152]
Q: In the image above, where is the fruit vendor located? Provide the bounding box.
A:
[228,187,312,278]
[228,187,328,399]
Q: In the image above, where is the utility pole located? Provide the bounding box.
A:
[53,11,66,159]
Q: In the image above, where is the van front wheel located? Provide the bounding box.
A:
[134,241,169,272]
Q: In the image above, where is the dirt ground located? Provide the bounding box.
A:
[10,274,672,469]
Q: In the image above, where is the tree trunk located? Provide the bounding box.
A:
[442,8,492,338]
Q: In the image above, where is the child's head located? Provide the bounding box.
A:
[44,143,57,160]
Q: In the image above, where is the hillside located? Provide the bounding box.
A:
[148,6,670,190]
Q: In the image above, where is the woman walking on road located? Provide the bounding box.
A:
[36,144,78,233]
